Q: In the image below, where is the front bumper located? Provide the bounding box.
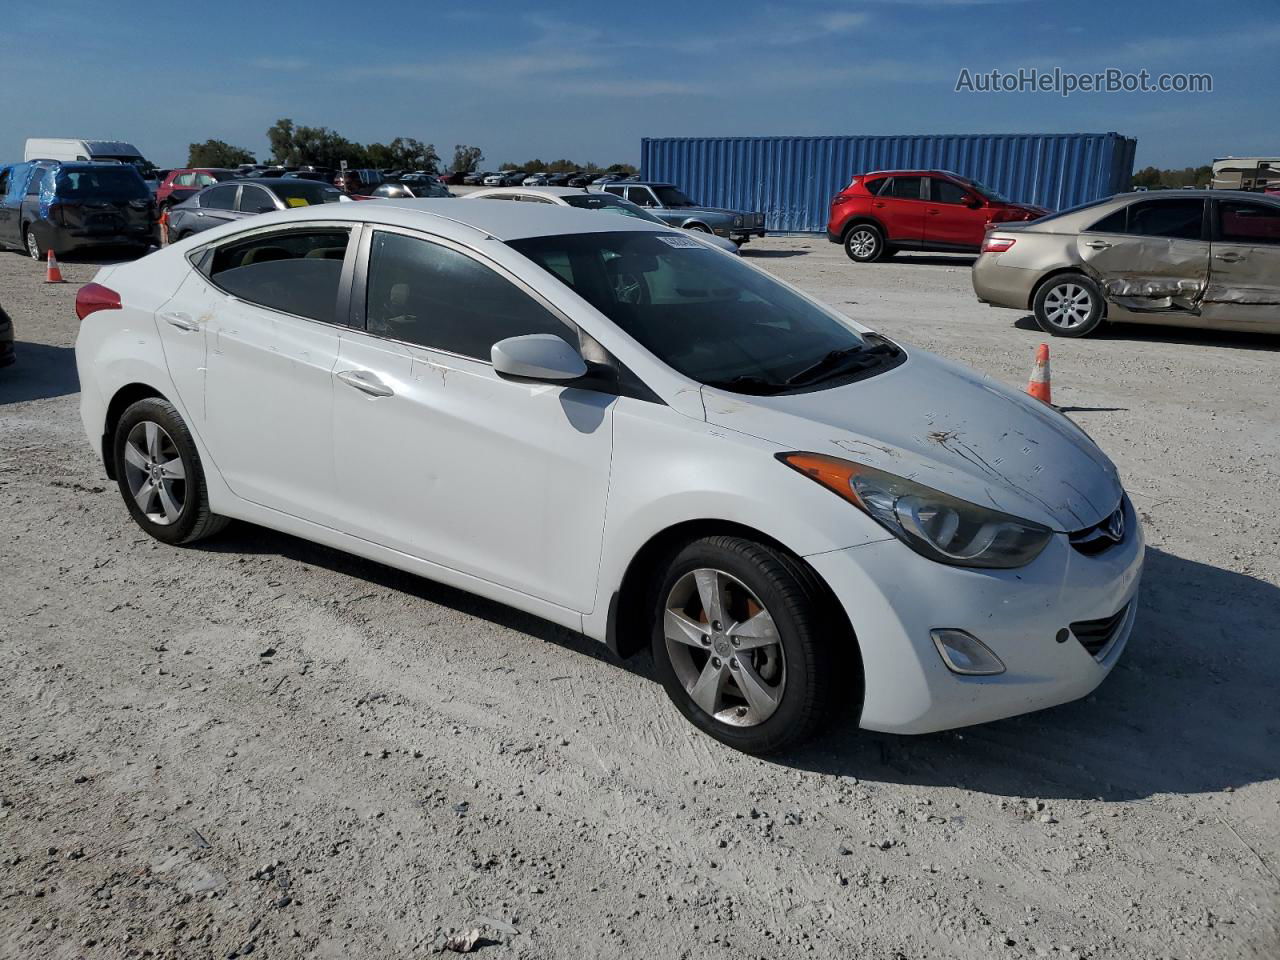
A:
[806,495,1144,734]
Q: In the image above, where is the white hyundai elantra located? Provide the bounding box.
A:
[74,200,1143,754]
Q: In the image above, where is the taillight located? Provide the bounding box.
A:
[982,236,1017,254]
[75,282,122,321]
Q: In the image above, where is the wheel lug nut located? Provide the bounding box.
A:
[701,635,710,645]
[711,620,722,632]
[730,636,740,647]
[711,657,721,669]
[729,658,739,670]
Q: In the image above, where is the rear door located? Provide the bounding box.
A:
[1201,198,1280,329]
[924,176,988,249]
[192,184,240,232]
[1076,197,1209,313]
[873,176,927,245]
[0,164,31,248]
[171,225,355,524]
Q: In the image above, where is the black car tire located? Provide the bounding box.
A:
[24,226,44,262]
[843,223,885,262]
[112,397,228,545]
[1033,273,1105,338]
[650,536,841,755]
[686,223,712,233]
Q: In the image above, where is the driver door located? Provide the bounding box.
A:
[331,227,615,613]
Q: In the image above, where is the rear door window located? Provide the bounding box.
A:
[26,168,48,195]
[207,228,351,324]
[884,177,924,200]
[202,184,238,210]
[1126,199,1205,241]
[363,230,574,359]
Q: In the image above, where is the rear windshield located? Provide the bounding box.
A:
[562,193,660,221]
[265,180,343,207]
[508,231,901,394]
[54,167,149,200]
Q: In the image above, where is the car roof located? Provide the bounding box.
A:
[273,197,674,241]
[611,181,669,187]
[466,186,590,201]
[1109,188,1276,202]
[234,177,336,188]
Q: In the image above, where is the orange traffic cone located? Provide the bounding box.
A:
[1026,343,1051,404]
[45,249,65,284]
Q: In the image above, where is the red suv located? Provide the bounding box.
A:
[827,170,1049,262]
[156,168,237,209]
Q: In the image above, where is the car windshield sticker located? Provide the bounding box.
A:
[656,234,704,248]
[286,197,310,208]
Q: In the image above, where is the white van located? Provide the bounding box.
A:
[24,138,147,165]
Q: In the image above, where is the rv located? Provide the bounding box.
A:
[1211,157,1280,192]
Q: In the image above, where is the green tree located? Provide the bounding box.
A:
[451,145,484,174]
[187,139,255,168]
[1131,166,1163,188]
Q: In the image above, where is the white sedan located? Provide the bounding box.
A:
[73,200,1143,754]
[464,185,741,254]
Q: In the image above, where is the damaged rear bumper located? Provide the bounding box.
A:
[806,495,1144,734]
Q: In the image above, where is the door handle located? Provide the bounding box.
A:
[1084,240,1113,249]
[927,208,940,215]
[1215,253,1245,263]
[336,369,394,398]
[872,201,885,208]
[162,312,199,332]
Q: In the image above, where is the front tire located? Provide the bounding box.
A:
[843,223,885,262]
[1033,273,1104,337]
[650,536,840,755]
[112,398,228,545]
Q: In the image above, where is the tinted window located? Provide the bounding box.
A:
[53,167,149,201]
[1087,207,1129,233]
[365,231,572,359]
[202,185,238,210]
[626,187,657,207]
[652,186,695,207]
[603,185,625,197]
[265,180,343,207]
[208,229,350,324]
[238,186,277,213]
[1127,199,1204,240]
[1218,200,1280,245]
[930,179,969,204]
[885,177,923,200]
[509,231,893,393]
[863,178,888,196]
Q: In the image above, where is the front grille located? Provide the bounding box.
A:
[1070,603,1130,658]
[1068,498,1128,556]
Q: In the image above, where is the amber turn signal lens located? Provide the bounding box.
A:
[777,452,867,509]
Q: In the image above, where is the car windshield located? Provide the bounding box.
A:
[508,231,900,393]
[956,176,1011,204]
[54,167,149,200]
[266,181,343,206]
[562,193,664,223]
[653,185,695,207]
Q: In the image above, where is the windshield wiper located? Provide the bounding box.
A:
[785,337,900,387]
[703,374,788,395]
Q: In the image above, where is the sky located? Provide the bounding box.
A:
[1,0,1275,171]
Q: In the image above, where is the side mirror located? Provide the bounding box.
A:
[492,334,588,383]
[965,196,983,209]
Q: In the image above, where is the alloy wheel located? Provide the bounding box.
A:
[26,231,39,261]
[663,568,786,727]
[847,228,877,259]
[122,421,187,525]
[1043,283,1094,328]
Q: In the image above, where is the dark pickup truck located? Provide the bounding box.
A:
[0,161,158,260]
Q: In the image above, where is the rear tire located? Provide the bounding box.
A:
[112,398,228,545]
[843,223,885,262]
[25,227,43,262]
[1033,273,1104,337]
[650,536,841,755]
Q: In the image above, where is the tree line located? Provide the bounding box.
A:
[187,120,635,176]
[1131,165,1212,189]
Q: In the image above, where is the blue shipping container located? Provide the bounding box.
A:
[640,133,1137,233]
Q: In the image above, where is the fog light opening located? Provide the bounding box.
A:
[931,629,1006,676]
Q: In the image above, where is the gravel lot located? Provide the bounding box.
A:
[2,237,1277,960]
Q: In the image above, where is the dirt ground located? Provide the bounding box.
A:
[1,237,1277,960]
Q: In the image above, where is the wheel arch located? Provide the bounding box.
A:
[101,383,169,480]
[680,219,713,232]
[1029,266,1106,315]
[838,216,884,242]
[604,518,863,684]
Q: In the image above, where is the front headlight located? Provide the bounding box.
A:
[779,452,1052,569]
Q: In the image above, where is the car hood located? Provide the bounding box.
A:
[700,346,1122,532]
